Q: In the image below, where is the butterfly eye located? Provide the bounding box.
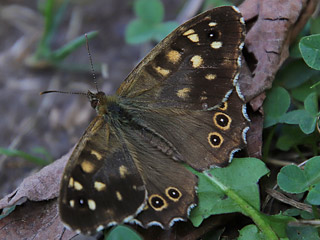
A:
[90,99,99,109]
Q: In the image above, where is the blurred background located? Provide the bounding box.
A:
[0,0,238,199]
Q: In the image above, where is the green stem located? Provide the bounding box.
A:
[262,126,276,162]
[204,171,278,240]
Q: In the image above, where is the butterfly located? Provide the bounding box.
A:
[57,6,249,235]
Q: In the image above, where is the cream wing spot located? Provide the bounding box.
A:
[182,29,195,36]
[94,181,106,191]
[211,41,222,49]
[208,22,217,27]
[154,66,170,76]
[69,200,75,208]
[88,199,96,211]
[91,150,102,160]
[68,177,74,188]
[166,50,181,64]
[177,88,191,99]
[74,181,83,191]
[80,160,95,173]
[200,91,208,101]
[187,33,199,43]
[190,55,203,68]
[200,96,208,101]
[116,191,123,201]
[205,73,217,80]
[119,165,129,179]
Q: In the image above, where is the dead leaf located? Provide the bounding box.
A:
[239,0,318,106]
[0,200,77,240]
[0,151,71,210]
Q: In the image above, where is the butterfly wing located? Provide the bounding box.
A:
[60,6,248,233]
[119,124,198,228]
[117,6,245,111]
[59,116,147,234]
[124,90,248,171]
[117,6,248,170]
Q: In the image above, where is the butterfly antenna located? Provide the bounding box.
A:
[85,33,99,93]
[40,90,87,96]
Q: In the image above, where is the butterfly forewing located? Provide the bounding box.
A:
[117,6,245,111]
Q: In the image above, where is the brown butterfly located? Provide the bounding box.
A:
[56,6,249,235]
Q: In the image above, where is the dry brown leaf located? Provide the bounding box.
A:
[0,200,76,240]
[239,0,318,107]
[0,151,71,210]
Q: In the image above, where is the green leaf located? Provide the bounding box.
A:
[290,40,302,58]
[125,19,154,44]
[0,147,49,166]
[105,225,142,240]
[134,0,164,24]
[281,102,317,134]
[31,147,54,163]
[36,0,69,58]
[291,78,320,102]
[277,165,308,193]
[300,210,315,220]
[203,0,233,9]
[304,92,318,116]
[276,126,306,151]
[304,156,320,185]
[264,87,290,128]
[280,109,306,125]
[260,214,296,239]
[306,183,320,205]
[238,225,267,240]
[311,17,320,35]
[276,60,317,89]
[190,158,269,226]
[51,31,98,61]
[299,114,316,134]
[153,21,179,42]
[300,34,320,70]
[286,226,320,240]
[283,208,302,217]
[279,156,320,201]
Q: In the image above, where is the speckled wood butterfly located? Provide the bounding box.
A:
[57,6,249,235]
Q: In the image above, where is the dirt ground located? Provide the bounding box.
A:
[0,0,184,198]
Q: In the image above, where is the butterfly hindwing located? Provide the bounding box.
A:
[119,125,198,228]
[59,116,146,234]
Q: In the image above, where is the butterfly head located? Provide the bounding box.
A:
[87,91,108,114]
